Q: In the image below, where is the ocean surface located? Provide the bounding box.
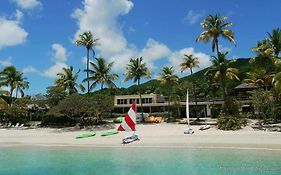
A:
[0,147,281,175]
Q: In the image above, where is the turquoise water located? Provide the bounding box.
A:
[0,147,281,175]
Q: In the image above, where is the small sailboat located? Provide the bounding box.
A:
[117,102,140,144]
[184,89,194,134]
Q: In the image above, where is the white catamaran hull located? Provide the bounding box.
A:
[122,134,139,144]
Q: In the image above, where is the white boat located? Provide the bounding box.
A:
[117,102,140,144]
[199,124,211,130]
[184,89,194,134]
[122,133,139,144]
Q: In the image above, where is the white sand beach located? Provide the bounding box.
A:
[0,123,281,150]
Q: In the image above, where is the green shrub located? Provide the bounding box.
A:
[41,115,76,127]
[218,115,246,130]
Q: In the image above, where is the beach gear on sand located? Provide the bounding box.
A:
[76,133,96,139]
[184,89,194,134]
[199,125,211,130]
[101,130,119,136]
[113,117,124,123]
[117,102,139,144]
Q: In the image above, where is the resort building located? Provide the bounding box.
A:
[114,83,255,117]
[114,93,224,117]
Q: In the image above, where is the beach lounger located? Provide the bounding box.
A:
[199,125,211,130]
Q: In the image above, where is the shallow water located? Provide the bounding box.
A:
[0,147,281,175]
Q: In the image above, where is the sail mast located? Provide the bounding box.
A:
[186,89,190,127]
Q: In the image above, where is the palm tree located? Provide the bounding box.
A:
[244,68,274,90]
[55,66,85,95]
[180,54,200,120]
[75,31,99,94]
[84,57,119,91]
[205,52,239,101]
[268,28,281,57]
[180,54,200,75]
[251,39,275,72]
[124,57,151,120]
[196,13,235,56]
[0,66,29,105]
[15,75,29,98]
[158,66,179,120]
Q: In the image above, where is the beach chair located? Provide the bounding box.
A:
[199,124,211,130]
[7,122,12,128]
[15,123,20,128]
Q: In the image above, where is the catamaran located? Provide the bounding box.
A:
[184,89,194,134]
[117,102,139,144]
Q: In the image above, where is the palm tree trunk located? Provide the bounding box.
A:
[16,87,19,99]
[191,68,199,121]
[86,49,90,94]
[215,39,219,57]
[168,85,171,121]
[9,87,13,106]
[138,79,144,122]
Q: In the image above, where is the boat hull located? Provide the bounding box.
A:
[122,134,139,144]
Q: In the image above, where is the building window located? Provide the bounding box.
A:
[142,98,152,104]
[117,99,127,104]
[129,99,135,104]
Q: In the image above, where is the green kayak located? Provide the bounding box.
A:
[113,117,124,123]
[101,130,119,137]
[76,133,96,139]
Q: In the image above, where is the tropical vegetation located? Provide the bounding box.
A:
[0,13,280,131]
[124,57,151,120]
[75,31,99,94]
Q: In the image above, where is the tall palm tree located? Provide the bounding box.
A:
[180,54,200,119]
[55,66,85,95]
[205,52,239,101]
[75,31,99,94]
[84,57,119,91]
[180,54,200,75]
[124,57,151,120]
[15,75,29,98]
[268,28,281,57]
[0,66,28,105]
[158,66,179,120]
[196,13,235,56]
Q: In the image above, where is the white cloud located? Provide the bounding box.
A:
[73,0,211,77]
[51,43,68,63]
[138,38,171,69]
[72,0,137,74]
[128,26,136,33]
[72,0,134,57]
[12,0,42,10]
[168,48,212,76]
[14,9,24,21]
[22,66,37,73]
[218,45,232,53]
[42,44,69,78]
[42,63,68,78]
[0,57,13,67]
[0,15,28,49]
[183,10,204,25]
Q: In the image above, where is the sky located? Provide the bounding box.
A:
[0,0,280,96]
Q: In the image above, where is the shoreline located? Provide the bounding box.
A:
[1,123,281,150]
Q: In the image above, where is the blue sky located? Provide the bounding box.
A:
[0,0,280,96]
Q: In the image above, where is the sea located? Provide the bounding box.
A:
[0,147,280,175]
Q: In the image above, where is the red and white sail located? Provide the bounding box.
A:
[117,102,136,132]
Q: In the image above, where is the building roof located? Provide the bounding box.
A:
[234,83,258,89]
